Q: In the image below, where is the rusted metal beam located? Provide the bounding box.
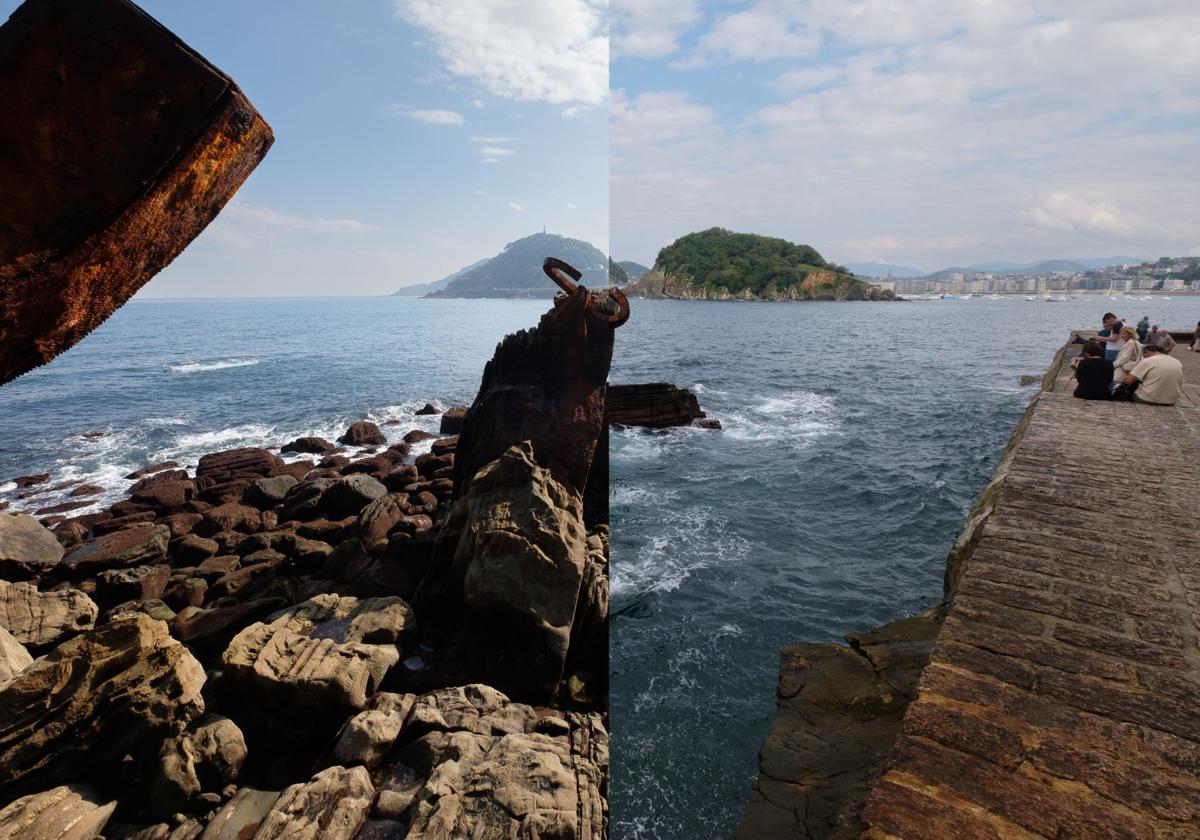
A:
[0,0,273,385]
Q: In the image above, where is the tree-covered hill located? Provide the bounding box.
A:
[626,228,892,301]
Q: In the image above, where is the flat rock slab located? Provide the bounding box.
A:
[0,513,64,578]
[0,784,116,840]
[860,341,1200,839]
[0,579,98,649]
[0,0,272,385]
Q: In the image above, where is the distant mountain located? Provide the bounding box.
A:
[391,257,489,297]
[425,233,608,298]
[625,228,893,302]
[924,256,1145,278]
[845,261,924,278]
[609,258,628,285]
[615,260,650,281]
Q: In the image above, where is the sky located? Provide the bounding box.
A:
[610,1,1200,272]
[0,0,608,297]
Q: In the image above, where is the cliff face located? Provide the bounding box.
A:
[625,267,895,301]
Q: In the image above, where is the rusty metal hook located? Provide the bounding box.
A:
[543,257,581,294]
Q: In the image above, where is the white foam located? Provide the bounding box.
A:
[169,423,277,453]
[168,359,260,373]
[719,390,837,447]
[612,507,749,598]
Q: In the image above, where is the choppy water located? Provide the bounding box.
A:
[0,297,546,512]
[607,296,1198,838]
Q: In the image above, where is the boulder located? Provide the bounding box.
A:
[332,703,407,769]
[381,686,606,839]
[605,382,708,428]
[357,494,411,553]
[279,478,336,522]
[221,594,409,716]
[198,788,280,840]
[131,479,196,512]
[242,475,298,509]
[340,456,391,481]
[0,513,65,579]
[415,403,440,415]
[403,429,436,444]
[0,784,116,840]
[434,443,588,702]
[126,461,180,480]
[151,715,247,817]
[60,524,170,575]
[199,503,266,537]
[95,564,171,607]
[196,449,282,483]
[159,513,204,539]
[338,421,386,447]
[0,626,33,687]
[176,535,219,564]
[12,473,50,487]
[252,766,373,840]
[69,484,104,497]
[0,580,98,649]
[0,614,205,793]
[280,436,336,455]
[128,470,190,494]
[437,407,466,435]
[321,474,387,519]
[171,598,287,650]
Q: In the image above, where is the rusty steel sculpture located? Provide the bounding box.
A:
[0,0,273,386]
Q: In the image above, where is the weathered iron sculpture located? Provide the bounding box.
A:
[0,0,273,386]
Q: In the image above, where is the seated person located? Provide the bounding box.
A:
[1157,329,1176,354]
[1123,344,1185,406]
[1073,338,1114,400]
[1111,325,1143,390]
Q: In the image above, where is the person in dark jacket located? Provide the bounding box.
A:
[1073,338,1113,400]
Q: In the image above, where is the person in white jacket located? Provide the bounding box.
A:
[1111,325,1143,392]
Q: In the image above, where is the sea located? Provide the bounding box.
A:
[607,296,1197,838]
[1,294,1195,838]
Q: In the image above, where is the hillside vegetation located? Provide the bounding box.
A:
[627,229,892,301]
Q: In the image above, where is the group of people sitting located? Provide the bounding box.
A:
[1071,313,1195,405]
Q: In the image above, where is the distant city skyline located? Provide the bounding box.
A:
[0,0,608,297]
[610,1,1200,270]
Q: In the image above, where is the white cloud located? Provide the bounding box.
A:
[481,158,500,164]
[470,135,511,143]
[473,189,487,195]
[566,202,578,210]
[386,105,465,125]
[561,105,589,118]
[206,201,380,248]
[394,0,607,104]
[611,0,701,59]
[612,2,1200,266]
[478,146,515,157]
[509,202,528,211]
[471,99,485,108]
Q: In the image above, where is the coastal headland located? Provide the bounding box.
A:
[740,330,1200,838]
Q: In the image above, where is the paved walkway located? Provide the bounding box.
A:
[861,339,1200,839]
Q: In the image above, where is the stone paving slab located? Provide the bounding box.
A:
[861,339,1200,839]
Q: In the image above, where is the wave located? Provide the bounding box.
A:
[611,506,749,599]
[718,389,838,447]
[168,359,260,373]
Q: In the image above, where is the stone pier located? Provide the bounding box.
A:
[741,333,1200,839]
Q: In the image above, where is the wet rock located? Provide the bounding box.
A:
[171,598,287,651]
[280,535,334,569]
[0,784,116,840]
[0,614,205,793]
[176,535,220,565]
[430,435,458,456]
[415,403,440,415]
[414,452,452,480]
[605,382,708,428]
[269,460,314,483]
[221,594,407,716]
[296,517,357,544]
[383,465,419,492]
[0,580,98,649]
[206,561,278,602]
[129,470,190,494]
[162,578,208,611]
[196,449,282,483]
[131,479,196,512]
[198,504,266,537]
[437,407,466,435]
[242,475,298,510]
[198,787,280,840]
[95,564,171,607]
[35,499,94,516]
[0,625,33,687]
[94,511,159,535]
[321,474,387,519]
[340,456,391,481]
[12,473,50,488]
[70,484,105,497]
[382,442,411,462]
[252,766,373,840]
[280,436,336,455]
[403,429,436,444]
[126,461,180,480]
[338,421,386,447]
[61,524,170,576]
[160,513,204,539]
[0,513,65,579]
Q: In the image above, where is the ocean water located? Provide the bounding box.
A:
[0,297,547,511]
[607,296,1198,838]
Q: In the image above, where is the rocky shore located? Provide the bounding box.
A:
[0,285,623,839]
[624,268,896,302]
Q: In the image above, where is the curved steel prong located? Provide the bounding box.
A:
[607,287,631,327]
[543,257,582,294]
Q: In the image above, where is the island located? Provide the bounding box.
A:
[623,228,895,301]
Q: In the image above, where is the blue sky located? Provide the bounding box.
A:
[610,1,1200,271]
[0,0,607,296]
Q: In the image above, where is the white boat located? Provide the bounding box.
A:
[1046,295,1067,302]
[985,294,1003,300]
[1024,295,1039,301]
